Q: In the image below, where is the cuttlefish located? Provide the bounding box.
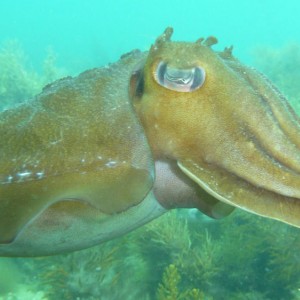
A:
[1,28,300,256]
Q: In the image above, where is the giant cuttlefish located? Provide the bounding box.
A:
[0,28,299,256]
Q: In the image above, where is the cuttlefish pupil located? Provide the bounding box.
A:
[155,61,205,92]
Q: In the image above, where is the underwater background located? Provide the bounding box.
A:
[0,0,300,299]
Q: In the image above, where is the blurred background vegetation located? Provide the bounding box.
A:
[252,43,300,113]
[0,40,66,111]
[0,41,299,300]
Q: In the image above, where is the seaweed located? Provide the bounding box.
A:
[29,238,148,300]
[0,40,65,110]
[3,208,300,300]
[156,264,206,300]
[0,40,40,109]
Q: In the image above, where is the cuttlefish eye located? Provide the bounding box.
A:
[154,61,205,92]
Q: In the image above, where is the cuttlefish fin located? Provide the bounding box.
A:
[177,162,235,219]
[0,165,152,245]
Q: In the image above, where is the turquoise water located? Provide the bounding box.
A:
[1,0,300,72]
[1,1,300,299]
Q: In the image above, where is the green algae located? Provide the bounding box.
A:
[156,264,206,300]
[4,210,296,300]
[0,40,65,111]
[0,40,40,110]
[1,208,300,299]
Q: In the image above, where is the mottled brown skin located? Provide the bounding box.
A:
[133,28,300,227]
[1,28,300,256]
[0,50,159,255]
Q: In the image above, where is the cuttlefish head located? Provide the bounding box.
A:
[132,28,300,227]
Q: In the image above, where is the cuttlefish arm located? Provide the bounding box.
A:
[0,50,165,255]
[132,28,300,227]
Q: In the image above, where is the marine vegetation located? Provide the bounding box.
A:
[0,40,65,110]
[0,39,300,299]
[1,209,300,300]
[253,43,300,113]
[156,264,205,300]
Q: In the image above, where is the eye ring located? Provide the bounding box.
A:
[154,61,205,92]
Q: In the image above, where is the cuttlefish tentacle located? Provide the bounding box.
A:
[194,78,300,199]
[223,57,300,173]
[177,159,300,227]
